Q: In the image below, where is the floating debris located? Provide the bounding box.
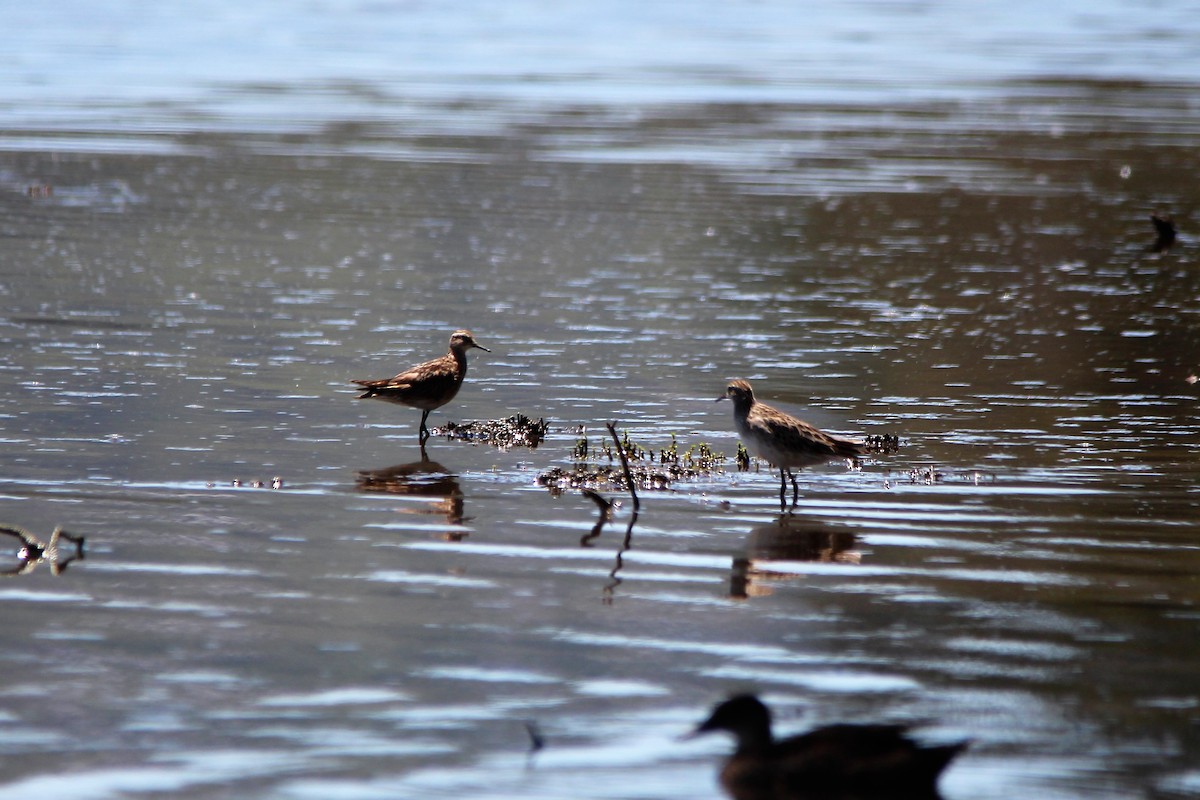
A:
[207,477,285,489]
[883,465,996,487]
[432,414,550,450]
[537,429,727,494]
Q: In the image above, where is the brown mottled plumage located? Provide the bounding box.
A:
[353,330,490,447]
[718,379,865,509]
[690,695,967,800]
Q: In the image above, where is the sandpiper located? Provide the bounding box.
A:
[688,694,968,800]
[718,379,865,510]
[353,329,490,447]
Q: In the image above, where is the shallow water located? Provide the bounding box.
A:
[2,4,1200,800]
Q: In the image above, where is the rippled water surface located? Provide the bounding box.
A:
[2,3,1199,800]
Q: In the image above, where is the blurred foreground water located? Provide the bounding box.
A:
[1,3,1198,799]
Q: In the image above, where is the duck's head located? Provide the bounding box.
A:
[689,694,774,750]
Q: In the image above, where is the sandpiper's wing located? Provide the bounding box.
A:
[352,355,462,403]
[753,403,866,458]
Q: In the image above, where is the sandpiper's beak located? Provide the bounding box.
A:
[473,342,492,352]
[715,392,728,403]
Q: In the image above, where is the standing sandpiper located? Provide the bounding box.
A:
[718,379,865,510]
[353,330,490,448]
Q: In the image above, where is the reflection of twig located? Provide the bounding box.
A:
[605,422,640,512]
[582,489,613,517]
[580,490,613,547]
[602,510,638,605]
[577,431,641,601]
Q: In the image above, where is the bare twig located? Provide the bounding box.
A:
[605,422,640,512]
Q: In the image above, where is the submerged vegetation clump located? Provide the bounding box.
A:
[735,443,751,471]
[537,429,727,495]
[433,414,551,450]
[863,434,902,455]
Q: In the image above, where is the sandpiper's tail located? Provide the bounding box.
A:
[832,435,868,458]
[351,379,390,399]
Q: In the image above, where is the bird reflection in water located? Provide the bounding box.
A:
[355,460,468,540]
[1,525,86,577]
[730,516,860,600]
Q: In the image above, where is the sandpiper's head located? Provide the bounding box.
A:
[449,329,491,353]
[717,379,755,405]
[690,694,773,746]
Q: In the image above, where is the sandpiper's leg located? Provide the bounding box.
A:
[418,409,431,444]
[777,469,788,511]
[787,469,800,508]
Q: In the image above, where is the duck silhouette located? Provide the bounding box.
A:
[689,694,967,800]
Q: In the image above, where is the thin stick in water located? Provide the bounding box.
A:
[605,422,640,512]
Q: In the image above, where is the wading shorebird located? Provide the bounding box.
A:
[718,379,865,510]
[688,694,968,800]
[353,330,490,448]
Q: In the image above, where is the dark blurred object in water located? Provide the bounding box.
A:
[688,694,967,800]
[1151,212,1177,253]
[1,525,86,577]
